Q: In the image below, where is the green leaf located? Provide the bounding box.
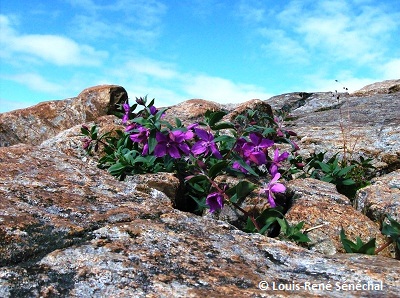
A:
[244,217,257,233]
[262,127,276,136]
[341,178,356,185]
[233,157,259,177]
[186,175,208,184]
[340,228,376,255]
[147,130,157,154]
[226,181,257,204]
[213,122,235,130]
[290,232,311,243]
[382,217,400,242]
[155,108,169,121]
[175,117,182,127]
[244,207,283,234]
[321,176,333,183]
[357,238,376,255]
[340,228,355,253]
[316,161,332,173]
[213,135,235,143]
[108,162,126,177]
[207,111,227,128]
[208,161,229,179]
[337,165,356,176]
[81,126,90,135]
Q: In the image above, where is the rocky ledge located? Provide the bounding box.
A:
[0,82,399,297]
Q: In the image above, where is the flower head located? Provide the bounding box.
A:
[262,173,286,207]
[81,137,92,150]
[154,130,193,158]
[206,192,224,213]
[129,126,150,155]
[122,103,130,124]
[242,133,274,165]
[269,148,289,176]
[191,128,222,159]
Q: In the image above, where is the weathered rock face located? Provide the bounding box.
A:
[285,179,394,257]
[266,83,400,173]
[352,79,400,96]
[1,80,400,297]
[1,144,399,297]
[354,170,400,224]
[0,85,127,146]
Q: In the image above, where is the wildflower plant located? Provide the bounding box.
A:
[82,96,303,236]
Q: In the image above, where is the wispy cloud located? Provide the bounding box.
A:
[239,1,399,64]
[0,14,107,66]
[106,55,273,106]
[68,0,167,44]
[4,73,64,94]
[181,74,273,102]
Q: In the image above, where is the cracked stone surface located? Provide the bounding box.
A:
[1,80,399,297]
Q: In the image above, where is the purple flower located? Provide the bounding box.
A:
[154,130,193,158]
[234,137,247,155]
[232,160,250,174]
[269,148,289,176]
[125,122,138,132]
[136,97,146,105]
[262,173,286,207]
[122,103,130,124]
[187,123,199,130]
[191,128,222,159]
[242,133,274,165]
[129,126,149,143]
[82,137,92,150]
[206,192,224,213]
[129,126,150,155]
[149,106,158,115]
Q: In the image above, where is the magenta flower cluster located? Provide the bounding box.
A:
[121,101,289,214]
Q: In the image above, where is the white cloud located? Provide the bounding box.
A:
[13,35,107,66]
[5,73,64,94]
[68,0,166,44]
[106,55,273,106]
[379,59,400,79]
[276,0,400,63]
[181,74,273,103]
[236,1,266,23]
[0,14,107,66]
[126,58,178,79]
[258,29,309,64]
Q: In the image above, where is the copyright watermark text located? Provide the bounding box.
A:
[258,280,383,292]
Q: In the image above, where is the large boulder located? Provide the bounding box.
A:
[265,85,400,173]
[1,81,400,297]
[0,144,399,297]
[0,85,127,146]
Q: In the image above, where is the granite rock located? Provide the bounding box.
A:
[0,85,127,147]
[1,81,400,297]
[284,178,394,257]
[0,145,399,297]
[354,170,400,224]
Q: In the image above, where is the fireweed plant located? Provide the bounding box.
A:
[82,96,310,241]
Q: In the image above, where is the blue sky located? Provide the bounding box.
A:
[1,0,399,113]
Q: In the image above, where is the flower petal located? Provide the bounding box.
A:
[168,146,181,158]
[195,128,211,141]
[154,144,166,157]
[192,141,207,156]
[271,182,286,193]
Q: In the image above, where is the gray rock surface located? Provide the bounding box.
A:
[0,144,399,297]
[0,85,127,146]
[1,80,399,297]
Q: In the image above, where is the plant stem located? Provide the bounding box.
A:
[375,238,393,255]
[208,176,261,232]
